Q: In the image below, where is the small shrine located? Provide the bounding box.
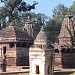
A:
[29,26,54,75]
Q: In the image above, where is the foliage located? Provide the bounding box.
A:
[0,0,38,28]
[45,4,69,43]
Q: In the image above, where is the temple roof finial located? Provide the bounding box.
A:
[10,22,14,26]
[28,16,30,20]
[27,16,30,21]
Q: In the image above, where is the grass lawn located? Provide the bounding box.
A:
[54,71,75,75]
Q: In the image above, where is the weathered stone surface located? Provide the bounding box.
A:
[0,22,33,42]
[24,16,33,37]
[59,13,75,45]
[61,53,75,68]
[16,48,29,66]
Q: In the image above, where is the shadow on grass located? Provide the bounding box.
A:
[54,71,75,75]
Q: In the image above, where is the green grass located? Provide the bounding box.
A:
[54,71,75,75]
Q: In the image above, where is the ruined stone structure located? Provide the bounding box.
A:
[54,13,75,70]
[29,26,54,75]
[0,22,33,66]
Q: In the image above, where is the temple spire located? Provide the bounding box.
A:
[24,16,33,37]
[34,26,47,45]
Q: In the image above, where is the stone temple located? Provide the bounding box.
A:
[0,12,75,73]
[0,22,33,66]
[54,13,75,70]
[0,19,34,72]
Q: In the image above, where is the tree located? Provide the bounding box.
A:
[0,0,38,28]
[69,1,75,15]
[30,13,48,37]
[45,18,61,43]
[0,7,7,28]
[45,4,69,43]
[52,4,68,23]
[0,0,22,22]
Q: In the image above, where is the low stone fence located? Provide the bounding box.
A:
[0,66,29,75]
[6,66,29,72]
[0,71,29,75]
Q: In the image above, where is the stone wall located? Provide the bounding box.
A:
[54,53,62,70]
[6,57,16,66]
[54,47,75,70]
[0,42,30,66]
[0,43,16,66]
[61,53,75,68]
[16,47,29,66]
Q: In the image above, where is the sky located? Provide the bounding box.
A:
[24,0,74,17]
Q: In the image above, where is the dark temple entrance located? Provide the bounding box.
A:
[3,46,6,55]
[36,65,39,74]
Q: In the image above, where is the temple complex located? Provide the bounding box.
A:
[0,12,75,73]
